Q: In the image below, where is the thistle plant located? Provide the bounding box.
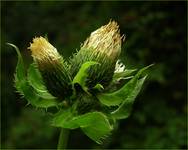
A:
[8,21,152,149]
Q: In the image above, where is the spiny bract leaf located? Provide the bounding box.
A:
[27,63,56,99]
[111,76,147,119]
[52,111,112,144]
[72,61,99,92]
[7,43,26,91]
[20,81,58,108]
[97,65,153,106]
[8,43,57,108]
[28,63,46,91]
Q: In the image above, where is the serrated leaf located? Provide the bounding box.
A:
[72,61,99,92]
[80,112,112,144]
[51,109,78,129]
[97,65,153,106]
[20,81,58,108]
[111,76,147,119]
[52,111,112,144]
[27,63,56,99]
[28,63,46,91]
[8,43,57,108]
[96,77,137,106]
[7,43,26,92]
[15,71,58,108]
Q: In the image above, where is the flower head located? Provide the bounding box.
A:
[28,36,61,63]
[70,21,124,88]
[28,36,72,100]
[82,21,123,60]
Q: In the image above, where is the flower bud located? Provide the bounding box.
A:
[28,37,72,100]
[70,21,124,88]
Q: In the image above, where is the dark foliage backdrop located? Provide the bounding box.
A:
[1,1,187,149]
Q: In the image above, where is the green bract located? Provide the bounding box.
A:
[8,21,152,145]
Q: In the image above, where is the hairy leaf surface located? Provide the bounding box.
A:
[8,43,57,108]
[52,111,112,144]
[97,65,153,106]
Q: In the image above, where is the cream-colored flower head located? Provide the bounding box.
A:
[82,21,124,60]
[28,36,72,98]
[28,36,61,62]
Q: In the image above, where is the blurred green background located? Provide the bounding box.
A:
[1,1,187,149]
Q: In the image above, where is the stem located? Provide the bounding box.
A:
[57,128,69,150]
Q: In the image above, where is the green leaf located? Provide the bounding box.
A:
[20,81,58,108]
[7,43,26,92]
[97,65,153,106]
[8,43,57,108]
[72,61,99,92]
[80,112,112,144]
[27,63,56,99]
[52,111,112,144]
[28,63,46,91]
[111,76,147,119]
[51,109,78,129]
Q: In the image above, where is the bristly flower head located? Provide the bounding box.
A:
[28,36,61,63]
[82,21,123,60]
[70,21,124,88]
[28,36,72,100]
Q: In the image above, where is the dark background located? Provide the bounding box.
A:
[1,1,187,149]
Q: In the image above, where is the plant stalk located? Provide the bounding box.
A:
[57,128,69,150]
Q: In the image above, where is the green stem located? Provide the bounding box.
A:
[57,128,69,150]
